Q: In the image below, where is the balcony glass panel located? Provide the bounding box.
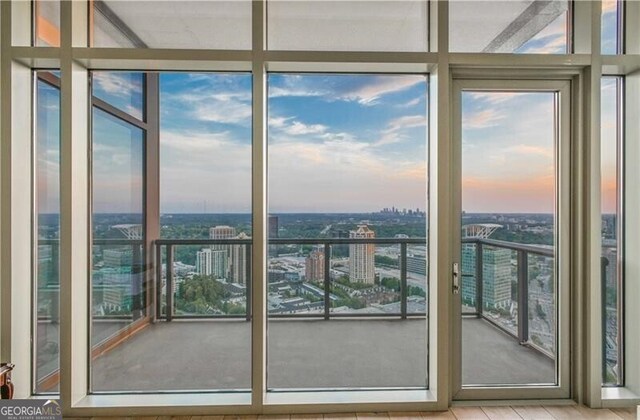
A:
[601,76,623,386]
[267,73,428,390]
[91,1,251,50]
[449,0,570,53]
[34,0,60,47]
[461,91,557,386]
[267,0,428,52]
[34,73,61,394]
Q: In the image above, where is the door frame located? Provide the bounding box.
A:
[450,78,572,400]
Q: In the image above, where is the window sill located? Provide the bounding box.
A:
[68,392,252,416]
[601,387,640,407]
[264,388,438,409]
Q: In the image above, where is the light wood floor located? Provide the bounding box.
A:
[67,405,637,420]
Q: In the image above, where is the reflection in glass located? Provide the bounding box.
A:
[90,107,146,392]
[92,72,145,121]
[450,0,569,53]
[267,74,428,390]
[601,0,621,55]
[34,74,61,393]
[34,0,60,47]
[461,91,557,386]
[601,77,622,386]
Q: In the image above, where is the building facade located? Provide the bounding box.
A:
[349,224,376,284]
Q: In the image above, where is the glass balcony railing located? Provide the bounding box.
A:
[154,237,428,321]
[461,237,555,358]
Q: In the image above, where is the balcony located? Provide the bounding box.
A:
[36,237,558,392]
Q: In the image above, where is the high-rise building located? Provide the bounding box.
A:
[349,224,376,284]
[461,223,511,310]
[305,248,325,282]
[268,215,279,238]
[482,247,512,309]
[230,232,250,284]
[195,248,227,278]
[209,225,237,248]
[209,225,237,277]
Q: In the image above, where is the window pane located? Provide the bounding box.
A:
[602,0,621,54]
[601,77,623,386]
[450,0,569,53]
[34,74,61,394]
[157,73,253,390]
[267,1,428,52]
[34,0,60,47]
[92,72,144,121]
[91,107,146,392]
[461,91,558,386]
[267,74,428,389]
[91,1,251,50]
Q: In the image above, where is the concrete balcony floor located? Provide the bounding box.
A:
[38,318,555,392]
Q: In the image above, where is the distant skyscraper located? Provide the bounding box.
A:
[196,248,213,276]
[268,215,279,238]
[230,232,250,285]
[482,247,511,308]
[461,223,510,309]
[305,248,325,282]
[268,215,279,256]
[196,248,227,278]
[209,225,237,247]
[209,225,237,278]
[349,224,375,284]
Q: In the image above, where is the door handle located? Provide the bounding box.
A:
[453,262,460,294]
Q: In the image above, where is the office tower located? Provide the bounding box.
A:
[349,224,376,284]
[230,232,250,285]
[482,247,512,309]
[305,248,325,282]
[196,248,213,276]
[268,215,279,238]
[209,225,237,247]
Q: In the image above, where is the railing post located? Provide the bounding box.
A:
[324,243,331,320]
[155,242,162,322]
[517,250,529,344]
[400,242,408,319]
[475,242,483,314]
[246,244,252,322]
[601,256,609,382]
[166,244,174,322]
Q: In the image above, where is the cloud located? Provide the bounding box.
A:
[509,144,553,159]
[602,0,618,13]
[463,109,505,129]
[374,114,427,146]
[166,90,252,125]
[285,121,328,135]
[93,72,142,98]
[269,74,426,106]
[342,76,425,105]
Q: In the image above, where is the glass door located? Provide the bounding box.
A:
[451,79,570,400]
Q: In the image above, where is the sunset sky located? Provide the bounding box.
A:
[37,0,621,216]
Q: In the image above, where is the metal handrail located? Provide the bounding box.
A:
[462,237,553,257]
[154,237,428,321]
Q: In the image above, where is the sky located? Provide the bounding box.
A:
[37,0,621,216]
